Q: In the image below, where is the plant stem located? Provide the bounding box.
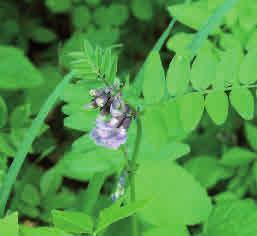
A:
[129,118,142,236]
[0,73,74,218]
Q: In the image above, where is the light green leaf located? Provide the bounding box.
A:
[168,2,213,30]
[245,122,257,152]
[95,200,149,234]
[214,48,243,88]
[52,210,94,234]
[167,55,190,96]
[0,212,18,236]
[141,106,169,150]
[0,96,8,128]
[220,147,256,167]
[40,168,62,197]
[239,49,257,85]
[230,88,254,120]
[166,32,213,55]
[143,51,165,104]
[136,160,212,225]
[204,200,257,236]
[190,50,217,91]
[205,91,228,125]
[184,156,234,188]
[143,225,189,236]
[246,31,257,51]
[20,226,72,236]
[178,93,205,131]
[0,46,43,89]
[59,148,124,181]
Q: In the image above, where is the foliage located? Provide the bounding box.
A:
[0,0,257,235]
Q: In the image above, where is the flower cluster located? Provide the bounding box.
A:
[85,87,133,150]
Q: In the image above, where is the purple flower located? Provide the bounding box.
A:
[90,116,127,150]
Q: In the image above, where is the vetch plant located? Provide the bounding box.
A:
[1,0,257,235]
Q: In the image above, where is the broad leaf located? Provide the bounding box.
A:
[143,225,189,236]
[20,227,71,236]
[95,200,149,234]
[0,46,43,89]
[184,156,234,188]
[136,160,212,225]
[0,212,18,236]
[52,210,94,234]
[204,200,257,236]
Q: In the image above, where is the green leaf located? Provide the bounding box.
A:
[108,3,129,26]
[205,91,229,125]
[214,48,243,88]
[21,184,41,207]
[52,210,94,234]
[246,31,257,51]
[168,1,213,30]
[95,200,149,234]
[190,50,217,91]
[178,93,204,131]
[220,147,256,167]
[30,26,57,44]
[59,148,124,181]
[40,168,62,197]
[45,0,71,13]
[184,156,234,188]
[229,88,254,120]
[204,200,257,236]
[72,6,91,30]
[143,225,189,236]
[239,48,257,85]
[0,96,8,128]
[166,32,213,55]
[25,65,62,114]
[0,46,43,89]
[136,160,212,225]
[10,104,31,129]
[245,122,257,152]
[0,133,16,156]
[141,106,169,150]
[20,226,72,236]
[143,51,165,104]
[167,55,190,96]
[0,212,18,236]
[131,0,153,21]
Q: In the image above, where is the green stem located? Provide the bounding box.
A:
[0,73,74,218]
[82,172,106,215]
[130,118,142,236]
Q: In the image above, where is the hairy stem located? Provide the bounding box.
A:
[0,73,74,218]
[130,118,142,236]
